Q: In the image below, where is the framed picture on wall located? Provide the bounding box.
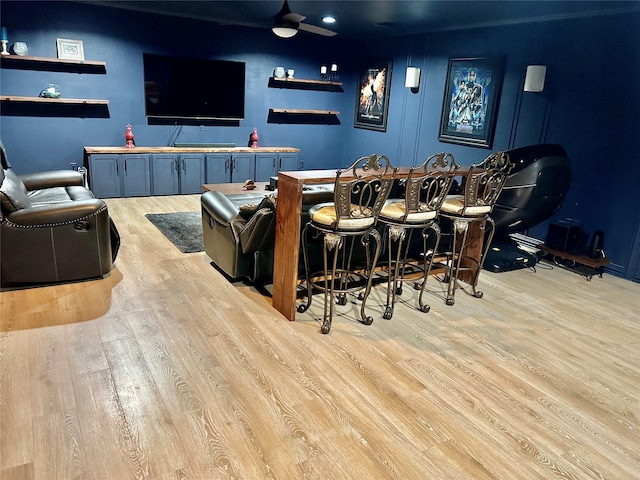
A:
[56,38,85,61]
[438,56,504,148]
[354,59,392,132]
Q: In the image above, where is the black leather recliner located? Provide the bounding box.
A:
[0,140,119,288]
[201,186,335,282]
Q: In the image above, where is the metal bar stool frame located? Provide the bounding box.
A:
[439,151,513,305]
[297,154,397,334]
[378,152,459,319]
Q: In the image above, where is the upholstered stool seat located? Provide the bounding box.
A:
[309,203,376,230]
[380,200,438,223]
[439,196,492,216]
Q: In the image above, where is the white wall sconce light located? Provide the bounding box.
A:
[405,66,421,92]
[524,65,547,92]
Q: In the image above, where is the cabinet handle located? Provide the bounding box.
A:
[273,158,276,170]
[182,159,187,175]
[115,160,119,176]
[124,158,127,175]
[174,159,179,174]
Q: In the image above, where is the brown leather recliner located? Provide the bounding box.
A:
[0,140,119,288]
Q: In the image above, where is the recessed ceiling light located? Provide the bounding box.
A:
[322,15,336,24]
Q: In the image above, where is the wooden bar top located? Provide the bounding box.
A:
[278,166,470,184]
[84,146,300,154]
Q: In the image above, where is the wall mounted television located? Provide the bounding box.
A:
[143,53,245,121]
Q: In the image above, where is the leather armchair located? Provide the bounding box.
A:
[0,140,119,288]
[201,187,334,282]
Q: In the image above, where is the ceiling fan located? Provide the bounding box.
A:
[271,0,337,38]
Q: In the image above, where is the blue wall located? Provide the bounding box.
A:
[1,2,639,280]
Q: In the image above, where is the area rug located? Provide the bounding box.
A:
[145,211,204,253]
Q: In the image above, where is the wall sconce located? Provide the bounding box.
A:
[524,65,546,92]
[405,66,421,90]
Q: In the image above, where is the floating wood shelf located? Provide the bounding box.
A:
[268,76,343,92]
[0,55,106,67]
[0,95,109,105]
[269,76,342,86]
[270,108,339,115]
[0,55,107,73]
[268,108,340,125]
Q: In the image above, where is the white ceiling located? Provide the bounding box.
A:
[79,1,639,38]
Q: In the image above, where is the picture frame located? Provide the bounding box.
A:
[56,38,85,61]
[438,56,504,148]
[354,59,392,132]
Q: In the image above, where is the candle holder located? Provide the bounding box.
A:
[330,63,339,82]
[0,40,10,56]
[320,65,328,81]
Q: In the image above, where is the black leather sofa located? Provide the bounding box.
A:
[201,186,334,282]
[0,140,119,288]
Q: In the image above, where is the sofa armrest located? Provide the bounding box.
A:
[20,170,84,191]
[3,198,107,227]
[201,190,240,227]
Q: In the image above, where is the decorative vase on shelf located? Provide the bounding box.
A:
[125,124,135,148]
[249,127,259,149]
[12,41,27,56]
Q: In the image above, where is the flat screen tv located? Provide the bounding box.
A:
[143,53,245,121]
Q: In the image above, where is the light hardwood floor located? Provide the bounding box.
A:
[1,195,639,480]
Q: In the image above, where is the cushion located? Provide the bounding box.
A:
[440,195,492,216]
[238,194,276,220]
[379,199,437,223]
[0,168,32,212]
[238,202,260,219]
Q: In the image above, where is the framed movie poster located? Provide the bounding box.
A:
[439,56,504,148]
[354,59,392,132]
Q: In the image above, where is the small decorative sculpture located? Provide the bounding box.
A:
[125,124,135,148]
[39,84,61,98]
[249,127,259,149]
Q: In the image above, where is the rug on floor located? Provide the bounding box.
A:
[145,211,204,253]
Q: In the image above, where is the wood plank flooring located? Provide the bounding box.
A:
[1,195,639,479]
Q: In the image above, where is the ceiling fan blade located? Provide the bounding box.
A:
[299,23,337,37]
[283,12,305,22]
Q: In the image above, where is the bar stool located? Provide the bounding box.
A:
[439,151,513,305]
[297,154,397,334]
[377,152,459,319]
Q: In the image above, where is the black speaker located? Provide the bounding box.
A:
[546,222,582,253]
[588,230,604,258]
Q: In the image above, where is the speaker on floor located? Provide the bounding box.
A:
[588,230,604,258]
[546,222,582,253]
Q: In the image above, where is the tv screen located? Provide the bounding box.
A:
[143,53,245,121]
